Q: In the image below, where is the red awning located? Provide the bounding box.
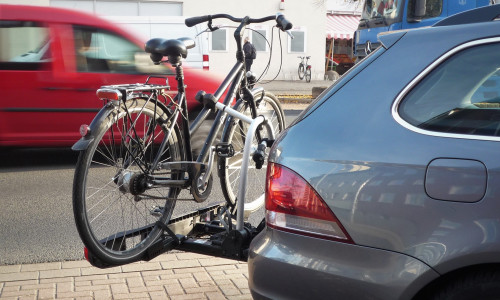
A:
[326,14,360,40]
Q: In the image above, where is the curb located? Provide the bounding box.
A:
[275,95,313,104]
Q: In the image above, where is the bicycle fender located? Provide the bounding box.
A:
[72,99,174,151]
[71,104,116,151]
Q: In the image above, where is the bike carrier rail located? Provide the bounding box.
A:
[85,108,274,269]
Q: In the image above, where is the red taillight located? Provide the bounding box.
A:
[84,247,89,261]
[265,163,353,243]
[203,54,209,70]
[96,89,121,101]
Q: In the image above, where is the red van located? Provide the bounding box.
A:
[0,5,220,147]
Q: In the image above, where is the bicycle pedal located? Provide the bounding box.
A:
[215,143,235,158]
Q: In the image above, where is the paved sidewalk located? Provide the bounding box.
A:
[0,252,251,300]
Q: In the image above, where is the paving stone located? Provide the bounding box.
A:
[161,259,201,270]
[20,283,54,291]
[55,290,93,298]
[121,261,161,273]
[206,291,228,300]
[199,257,238,267]
[110,283,129,295]
[179,277,198,289]
[61,260,91,269]
[149,290,169,300]
[108,271,142,279]
[113,291,149,299]
[73,274,107,282]
[20,262,61,272]
[0,265,21,274]
[0,271,38,283]
[170,292,205,300]
[80,266,122,276]
[37,288,55,299]
[39,268,80,279]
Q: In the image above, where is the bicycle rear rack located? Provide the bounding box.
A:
[85,114,274,269]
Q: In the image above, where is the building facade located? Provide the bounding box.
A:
[1,0,326,80]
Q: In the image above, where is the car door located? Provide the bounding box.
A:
[0,20,57,147]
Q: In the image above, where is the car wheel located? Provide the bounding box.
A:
[418,270,500,300]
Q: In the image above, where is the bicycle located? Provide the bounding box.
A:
[297,55,312,82]
[72,13,292,266]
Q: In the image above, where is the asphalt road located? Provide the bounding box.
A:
[0,109,302,265]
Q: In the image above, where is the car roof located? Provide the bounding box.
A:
[0,4,143,45]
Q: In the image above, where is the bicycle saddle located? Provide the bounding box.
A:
[145,37,196,65]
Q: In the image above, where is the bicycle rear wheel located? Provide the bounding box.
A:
[73,99,184,266]
[298,64,305,80]
[218,91,285,212]
[305,67,312,82]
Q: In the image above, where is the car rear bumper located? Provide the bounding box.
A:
[248,227,440,300]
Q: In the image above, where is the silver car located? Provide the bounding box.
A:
[248,5,500,300]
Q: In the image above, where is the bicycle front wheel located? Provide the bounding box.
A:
[298,64,305,80]
[73,99,184,266]
[218,91,285,210]
[305,67,312,83]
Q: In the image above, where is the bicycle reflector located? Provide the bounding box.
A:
[265,162,353,243]
[79,124,90,137]
[96,88,121,103]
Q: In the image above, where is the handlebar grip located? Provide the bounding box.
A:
[185,15,211,27]
[276,14,293,31]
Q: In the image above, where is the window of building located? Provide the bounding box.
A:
[211,28,227,51]
[0,21,51,70]
[73,26,171,74]
[398,42,500,137]
[289,29,306,53]
[251,29,268,52]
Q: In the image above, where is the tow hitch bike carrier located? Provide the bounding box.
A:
[85,112,274,269]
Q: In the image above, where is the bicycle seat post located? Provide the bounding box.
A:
[174,63,185,94]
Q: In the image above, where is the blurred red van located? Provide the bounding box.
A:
[0,4,220,147]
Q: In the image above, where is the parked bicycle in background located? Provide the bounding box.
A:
[297,55,311,82]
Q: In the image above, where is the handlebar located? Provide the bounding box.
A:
[185,13,292,31]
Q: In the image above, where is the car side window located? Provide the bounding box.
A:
[0,21,51,70]
[73,26,172,75]
[399,42,500,137]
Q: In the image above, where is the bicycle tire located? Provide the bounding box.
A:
[73,98,184,266]
[298,64,305,80]
[218,91,285,212]
[305,67,312,83]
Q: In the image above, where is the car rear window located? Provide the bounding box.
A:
[398,41,500,138]
[0,21,51,70]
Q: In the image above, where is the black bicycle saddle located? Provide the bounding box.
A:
[145,37,196,64]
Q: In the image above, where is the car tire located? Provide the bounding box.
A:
[419,269,500,300]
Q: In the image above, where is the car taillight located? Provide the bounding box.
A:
[265,163,354,243]
[203,54,209,70]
